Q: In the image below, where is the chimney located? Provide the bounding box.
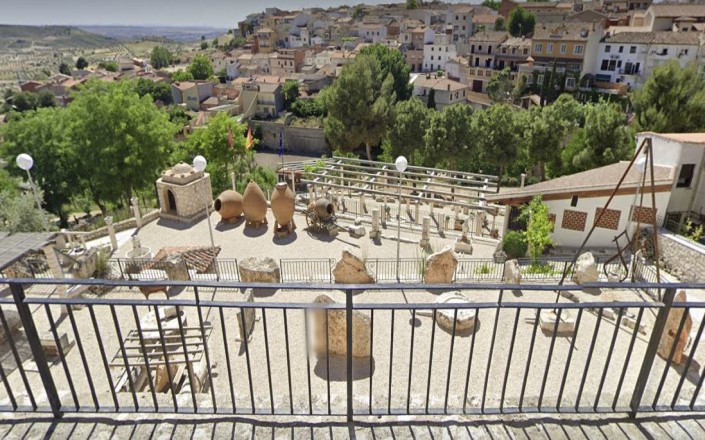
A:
[447,83,450,91]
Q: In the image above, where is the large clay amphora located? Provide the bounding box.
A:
[242,181,267,223]
[271,182,295,226]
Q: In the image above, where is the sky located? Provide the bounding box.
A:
[0,0,411,28]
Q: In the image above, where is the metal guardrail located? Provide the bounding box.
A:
[0,277,703,421]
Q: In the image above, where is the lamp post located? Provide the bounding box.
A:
[16,153,49,231]
[193,155,219,280]
[395,156,408,282]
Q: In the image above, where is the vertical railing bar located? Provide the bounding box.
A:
[88,304,120,411]
[240,308,256,413]
[129,305,158,412]
[594,308,625,411]
[67,306,100,411]
[345,288,353,422]
[369,309,375,415]
[500,308,521,413]
[443,308,459,414]
[173,305,198,412]
[462,307,479,414]
[0,304,37,409]
[630,287,677,418]
[538,307,563,411]
[482,289,503,414]
[217,307,237,413]
[652,306,690,409]
[325,309,331,415]
[673,308,705,409]
[388,309,395,415]
[152,305,179,411]
[425,310,437,415]
[109,305,139,411]
[44,304,79,410]
[193,286,217,412]
[261,308,275,414]
[557,308,584,411]
[575,308,604,412]
[406,309,416,414]
[303,308,313,415]
[0,326,17,409]
[519,308,540,412]
[613,307,645,411]
[283,309,294,415]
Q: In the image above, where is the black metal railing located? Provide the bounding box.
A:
[0,277,704,421]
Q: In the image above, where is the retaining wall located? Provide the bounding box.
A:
[658,231,705,283]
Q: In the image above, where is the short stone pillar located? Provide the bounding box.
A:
[105,216,118,251]
[131,197,142,228]
[231,172,237,190]
[475,212,485,236]
[43,245,68,315]
[307,184,314,203]
[420,216,431,248]
[438,215,445,233]
[290,171,296,191]
[415,201,420,224]
[370,208,381,239]
[358,194,365,216]
[520,173,526,188]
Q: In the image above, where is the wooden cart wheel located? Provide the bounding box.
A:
[306,210,317,228]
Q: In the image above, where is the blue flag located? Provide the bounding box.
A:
[278,128,284,157]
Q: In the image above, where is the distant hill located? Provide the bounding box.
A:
[78,26,226,43]
[0,25,116,49]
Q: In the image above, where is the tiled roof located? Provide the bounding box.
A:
[605,31,702,45]
[641,132,705,144]
[413,76,468,92]
[473,14,501,24]
[532,23,595,41]
[468,31,509,43]
[648,4,705,18]
[488,161,674,202]
[149,246,222,274]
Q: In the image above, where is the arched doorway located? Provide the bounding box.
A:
[165,189,177,214]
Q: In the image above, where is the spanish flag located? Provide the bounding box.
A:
[245,127,254,150]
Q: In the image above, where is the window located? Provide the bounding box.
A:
[619,46,624,53]
[463,15,466,20]
[479,45,483,52]
[608,60,616,71]
[630,46,637,53]
[574,45,583,55]
[537,74,544,84]
[684,49,690,55]
[547,43,553,53]
[432,47,435,51]
[566,77,575,88]
[571,195,579,207]
[534,43,543,52]
[677,164,696,188]
[601,59,609,70]
[605,45,611,53]
[471,45,475,53]
[456,15,459,20]
[462,26,466,31]
[523,48,529,55]
[560,43,567,54]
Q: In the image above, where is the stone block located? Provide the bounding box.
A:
[572,252,598,285]
[657,290,692,364]
[424,247,458,284]
[311,294,370,358]
[237,289,256,341]
[502,259,521,285]
[539,309,576,335]
[333,249,375,284]
[239,257,281,283]
[435,291,476,333]
[0,309,21,344]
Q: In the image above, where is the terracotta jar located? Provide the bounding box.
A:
[313,198,334,221]
[271,182,295,226]
[214,190,243,222]
[242,180,267,223]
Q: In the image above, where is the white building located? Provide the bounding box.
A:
[423,34,457,72]
[489,132,705,248]
[359,23,388,43]
[411,74,469,111]
[594,31,704,88]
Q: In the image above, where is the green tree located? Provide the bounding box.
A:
[482,0,500,10]
[59,62,71,75]
[507,7,535,37]
[37,90,56,108]
[75,56,88,70]
[427,88,436,109]
[473,104,520,176]
[0,107,81,225]
[632,61,705,133]
[406,0,419,9]
[423,104,475,170]
[0,190,49,233]
[282,80,300,111]
[177,112,247,193]
[68,80,176,212]
[201,41,209,50]
[494,17,506,31]
[188,54,213,80]
[520,195,554,262]
[134,78,173,105]
[150,46,173,69]
[325,55,394,160]
[359,43,413,101]
[486,68,515,103]
[172,69,194,81]
[98,61,118,72]
[385,97,431,163]
[561,100,631,174]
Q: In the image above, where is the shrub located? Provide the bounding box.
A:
[507,177,519,187]
[502,231,527,259]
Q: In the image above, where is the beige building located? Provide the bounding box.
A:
[412,75,469,111]
[156,163,213,224]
